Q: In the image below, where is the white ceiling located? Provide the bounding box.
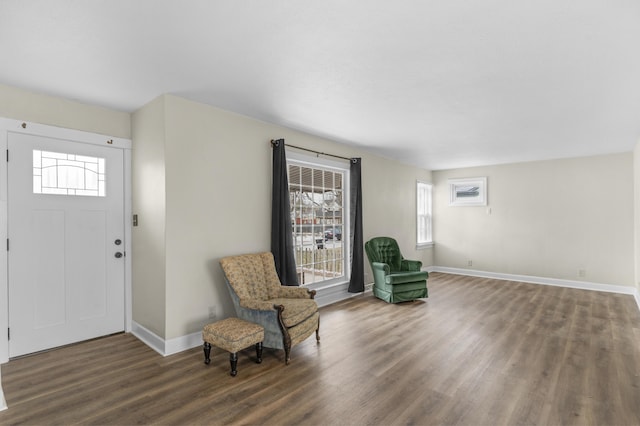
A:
[1,1,639,170]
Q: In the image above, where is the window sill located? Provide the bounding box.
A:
[304,280,349,292]
[416,242,434,250]
[302,280,353,307]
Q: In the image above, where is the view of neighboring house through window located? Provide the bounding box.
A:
[288,155,349,286]
[417,181,433,247]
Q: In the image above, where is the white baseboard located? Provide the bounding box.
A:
[134,266,640,358]
[131,269,640,358]
[131,322,201,357]
[428,266,640,311]
[130,282,375,357]
[0,384,6,411]
[314,281,371,307]
[0,362,5,410]
[165,331,202,356]
[131,322,166,356]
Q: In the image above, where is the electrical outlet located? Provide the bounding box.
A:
[468,260,473,267]
[208,306,217,320]
[577,269,586,278]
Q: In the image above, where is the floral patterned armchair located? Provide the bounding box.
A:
[220,252,320,364]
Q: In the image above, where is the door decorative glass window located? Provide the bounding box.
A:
[33,150,105,197]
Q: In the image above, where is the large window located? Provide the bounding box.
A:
[417,181,433,247]
[288,154,349,286]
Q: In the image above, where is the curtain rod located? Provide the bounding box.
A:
[271,139,355,162]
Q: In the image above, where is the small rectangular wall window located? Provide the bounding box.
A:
[33,150,105,197]
[417,181,433,247]
[448,177,487,206]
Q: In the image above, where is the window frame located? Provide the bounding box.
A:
[416,180,433,249]
[287,151,351,290]
[448,177,487,206]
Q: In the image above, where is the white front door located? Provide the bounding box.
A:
[8,132,125,357]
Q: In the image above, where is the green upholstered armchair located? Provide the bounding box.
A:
[220,252,320,364]
[365,237,428,303]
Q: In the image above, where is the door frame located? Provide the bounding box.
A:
[0,118,132,363]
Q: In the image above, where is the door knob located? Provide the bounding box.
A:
[115,239,122,245]
[115,252,123,259]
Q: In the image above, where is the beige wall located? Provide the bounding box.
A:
[0,83,130,138]
[433,153,635,287]
[362,154,433,266]
[133,95,432,339]
[131,97,167,337]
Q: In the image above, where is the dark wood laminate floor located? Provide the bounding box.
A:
[1,272,640,425]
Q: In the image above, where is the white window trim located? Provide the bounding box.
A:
[287,151,351,291]
[416,242,434,250]
[416,180,433,250]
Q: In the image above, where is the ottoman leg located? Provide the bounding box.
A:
[256,342,263,364]
[203,342,211,365]
[229,352,238,376]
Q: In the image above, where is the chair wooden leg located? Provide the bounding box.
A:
[203,342,211,364]
[274,304,292,364]
[316,316,321,342]
[229,352,238,376]
[282,327,292,365]
[284,343,291,365]
[256,342,263,364]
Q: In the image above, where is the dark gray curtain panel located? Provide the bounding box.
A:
[271,139,299,286]
[348,158,364,293]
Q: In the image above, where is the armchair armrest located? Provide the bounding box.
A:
[371,261,390,286]
[276,286,316,300]
[240,299,279,311]
[371,261,390,274]
[401,259,423,271]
